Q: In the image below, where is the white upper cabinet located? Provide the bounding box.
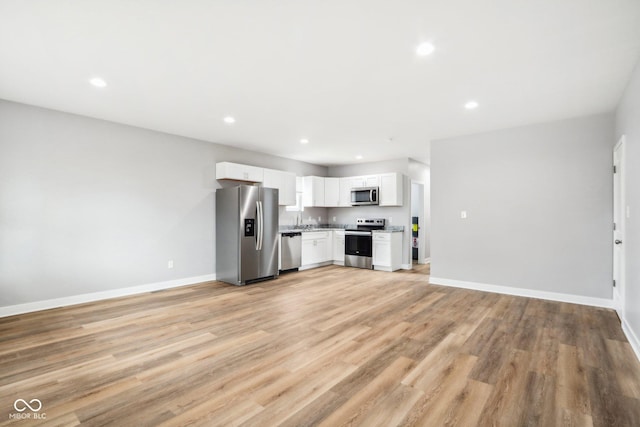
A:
[324,177,340,207]
[339,177,352,207]
[350,175,378,189]
[302,176,326,207]
[215,162,296,205]
[263,168,296,206]
[364,175,379,187]
[262,168,282,190]
[282,172,297,206]
[216,162,264,182]
[379,172,403,206]
[349,176,366,188]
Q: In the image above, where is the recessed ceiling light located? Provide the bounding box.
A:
[416,42,435,56]
[89,77,107,88]
[223,116,236,124]
[355,155,363,160]
[300,138,309,144]
[465,101,479,110]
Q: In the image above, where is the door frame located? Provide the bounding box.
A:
[613,135,626,318]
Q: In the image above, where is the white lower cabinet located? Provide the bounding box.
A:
[372,232,402,272]
[301,231,332,268]
[333,230,345,264]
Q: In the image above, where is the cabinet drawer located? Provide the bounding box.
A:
[301,231,329,240]
[373,233,391,241]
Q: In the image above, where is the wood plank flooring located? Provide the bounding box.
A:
[1,264,640,426]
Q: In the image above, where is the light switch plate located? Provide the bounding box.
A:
[460,211,467,219]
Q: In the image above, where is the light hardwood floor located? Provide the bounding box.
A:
[1,264,639,426]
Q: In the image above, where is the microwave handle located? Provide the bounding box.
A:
[370,188,376,202]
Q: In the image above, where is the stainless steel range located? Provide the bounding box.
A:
[345,218,385,269]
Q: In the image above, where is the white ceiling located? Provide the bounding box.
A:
[1,1,639,166]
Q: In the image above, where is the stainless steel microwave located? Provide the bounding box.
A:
[351,187,379,206]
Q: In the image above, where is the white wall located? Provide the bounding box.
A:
[0,100,326,308]
[615,58,640,355]
[431,113,614,300]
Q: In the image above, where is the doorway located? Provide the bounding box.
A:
[410,181,426,265]
[613,135,626,318]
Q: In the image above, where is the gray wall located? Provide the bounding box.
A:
[0,100,326,307]
[431,114,614,298]
[615,59,640,344]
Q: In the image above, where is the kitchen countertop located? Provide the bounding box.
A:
[279,224,404,233]
[372,227,404,233]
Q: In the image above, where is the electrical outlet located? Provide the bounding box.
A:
[318,216,321,222]
[388,217,393,224]
[167,260,174,269]
[460,211,467,219]
[333,216,336,222]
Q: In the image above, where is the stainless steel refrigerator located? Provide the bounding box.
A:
[216,185,279,285]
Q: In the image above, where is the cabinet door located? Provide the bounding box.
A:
[324,178,340,207]
[315,238,329,263]
[302,176,325,207]
[333,232,345,261]
[313,177,325,206]
[339,177,352,207]
[281,172,296,206]
[372,240,391,266]
[364,175,379,187]
[263,168,282,194]
[379,173,403,206]
[350,176,366,188]
[302,176,314,207]
[216,162,264,182]
[264,169,296,206]
[301,239,316,265]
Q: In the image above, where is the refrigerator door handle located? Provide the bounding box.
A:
[256,200,263,250]
[259,200,264,250]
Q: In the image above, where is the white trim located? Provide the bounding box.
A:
[429,277,613,309]
[0,274,217,318]
[424,258,431,264]
[299,261,333,271]
[401,263,412,270]
[613,135,626,319]
[622,317,640,363]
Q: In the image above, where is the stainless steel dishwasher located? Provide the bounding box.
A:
[280,232,302,272]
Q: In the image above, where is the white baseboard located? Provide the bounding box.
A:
[0,273,217,318]
[401,263,412,270]
[299,261,333,271]
[424,258,431,264]
[622,317,640,363]
[429,277,613,309]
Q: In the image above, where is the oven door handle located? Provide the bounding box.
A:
[345,231,372,236]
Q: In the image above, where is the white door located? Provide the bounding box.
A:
[613,136,626,317]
